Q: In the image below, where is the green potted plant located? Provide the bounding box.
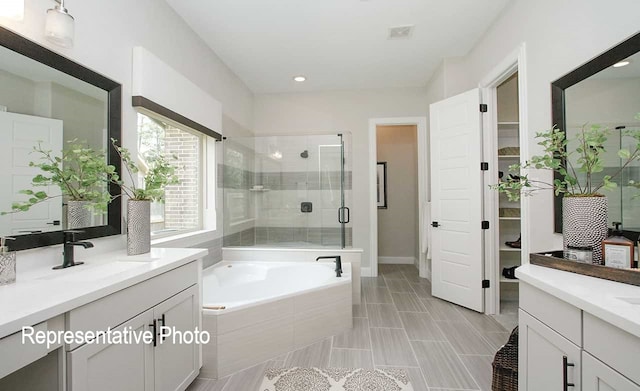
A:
[494,117,640,264]
[110,138,179,255]
[4,139,118,229]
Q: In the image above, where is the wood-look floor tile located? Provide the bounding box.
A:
[363,286,393,304]
[410,282,433,299]
[222,361,269,391]
[370,328,418,367]
[189,377,230,391]
[379,265,406,279]
[376,366,428,391]
[386,279,414,293]
[361,276,387,288]
[186,379,211,391]
[333,317,371,349]
[284,338,332,368]
[391,292,426,312]
[399,312,446,341]
[482,331,510,352]
[411,340,479,390]
[460,355,493,391]
[403,273,427,285]
[421,299,467,322]
[329,349,374,368]
[204,377,230,391]
[353,303,368,318]
[367,303,403,328]
[436,321,495,355]
[456,306,507,333]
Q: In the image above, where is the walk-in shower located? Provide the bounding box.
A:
[221,133,352,248]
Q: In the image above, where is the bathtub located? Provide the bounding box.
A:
[200,261,353,379]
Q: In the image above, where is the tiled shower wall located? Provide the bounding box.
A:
[221,135,353,247]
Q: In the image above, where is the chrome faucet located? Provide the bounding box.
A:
[316,256,342,277]
[54,230,94,270]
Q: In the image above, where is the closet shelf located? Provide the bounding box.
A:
[499,216,521,221]
[500,278,520,283]
[500,246,521,252]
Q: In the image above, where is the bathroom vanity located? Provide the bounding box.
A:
[517,264,640,390]
[0,247,206,391]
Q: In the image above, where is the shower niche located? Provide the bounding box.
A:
[222,133,352,249]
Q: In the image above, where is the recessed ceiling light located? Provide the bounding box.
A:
[293,75,306,82]
[613,60,631,68]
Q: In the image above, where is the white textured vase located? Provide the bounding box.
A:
[127,200,151,255]
[563,196,608,265]
[67,200,92,229]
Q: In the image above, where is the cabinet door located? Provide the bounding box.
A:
[153,285,200,391]
[519,309,581,391]
[68,309,155,391]
[583,352,640,391]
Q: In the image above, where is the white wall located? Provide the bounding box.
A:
[253,88,428,271]
[376,125,418,261]
[0,0,254,261]
[424,0,640,254]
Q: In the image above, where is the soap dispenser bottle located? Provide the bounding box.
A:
[0,237,16,285]
[602,222,634,269]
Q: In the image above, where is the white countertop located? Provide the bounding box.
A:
[0,247,207,339]
[516,264,640,338]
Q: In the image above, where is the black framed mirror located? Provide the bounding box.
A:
[0,26,122,250]
[552,32,640,234]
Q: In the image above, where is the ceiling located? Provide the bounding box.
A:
[166,0,512,94]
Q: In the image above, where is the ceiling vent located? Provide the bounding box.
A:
[388,25,414,40]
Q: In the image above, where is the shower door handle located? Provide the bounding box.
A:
[338,207,350,224]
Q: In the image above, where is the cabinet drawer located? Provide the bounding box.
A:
[66,261,198,350]
[519,282,582,346]
[0,315,64,379]
[584,312,640,385]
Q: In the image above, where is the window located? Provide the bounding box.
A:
[137,112,213,235]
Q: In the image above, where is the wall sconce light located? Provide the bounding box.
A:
[0,0,24,20]
[45,0,74,48]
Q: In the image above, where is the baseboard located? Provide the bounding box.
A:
[378,256,416,265]
[360,267,372,277]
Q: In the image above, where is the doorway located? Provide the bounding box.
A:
[376,125,419,272]
[368,117,428,278]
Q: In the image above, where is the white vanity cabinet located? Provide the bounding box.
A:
[67,261,201,391]
[519,282,581,391]
[518,265,640,391]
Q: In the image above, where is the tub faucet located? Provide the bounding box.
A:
[54,230,93,270]
[316,256,342,277]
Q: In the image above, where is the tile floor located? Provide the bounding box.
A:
[187,264,517,391]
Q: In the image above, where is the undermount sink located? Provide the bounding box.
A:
[616,297,640,305]
[38,261,143,283]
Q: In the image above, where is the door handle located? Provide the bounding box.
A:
[338,207,350,224]
[431,221,439,227]
[563,356,575,390]
[46,220,61,226]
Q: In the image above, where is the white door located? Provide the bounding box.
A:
[429,88,484,311]
[0,112,63,236]
[519,310,581,391]
[583,352,640,391]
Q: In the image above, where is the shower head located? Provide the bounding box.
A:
[300,150,309,159]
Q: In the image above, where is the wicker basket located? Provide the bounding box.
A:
[492,326,518,391]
